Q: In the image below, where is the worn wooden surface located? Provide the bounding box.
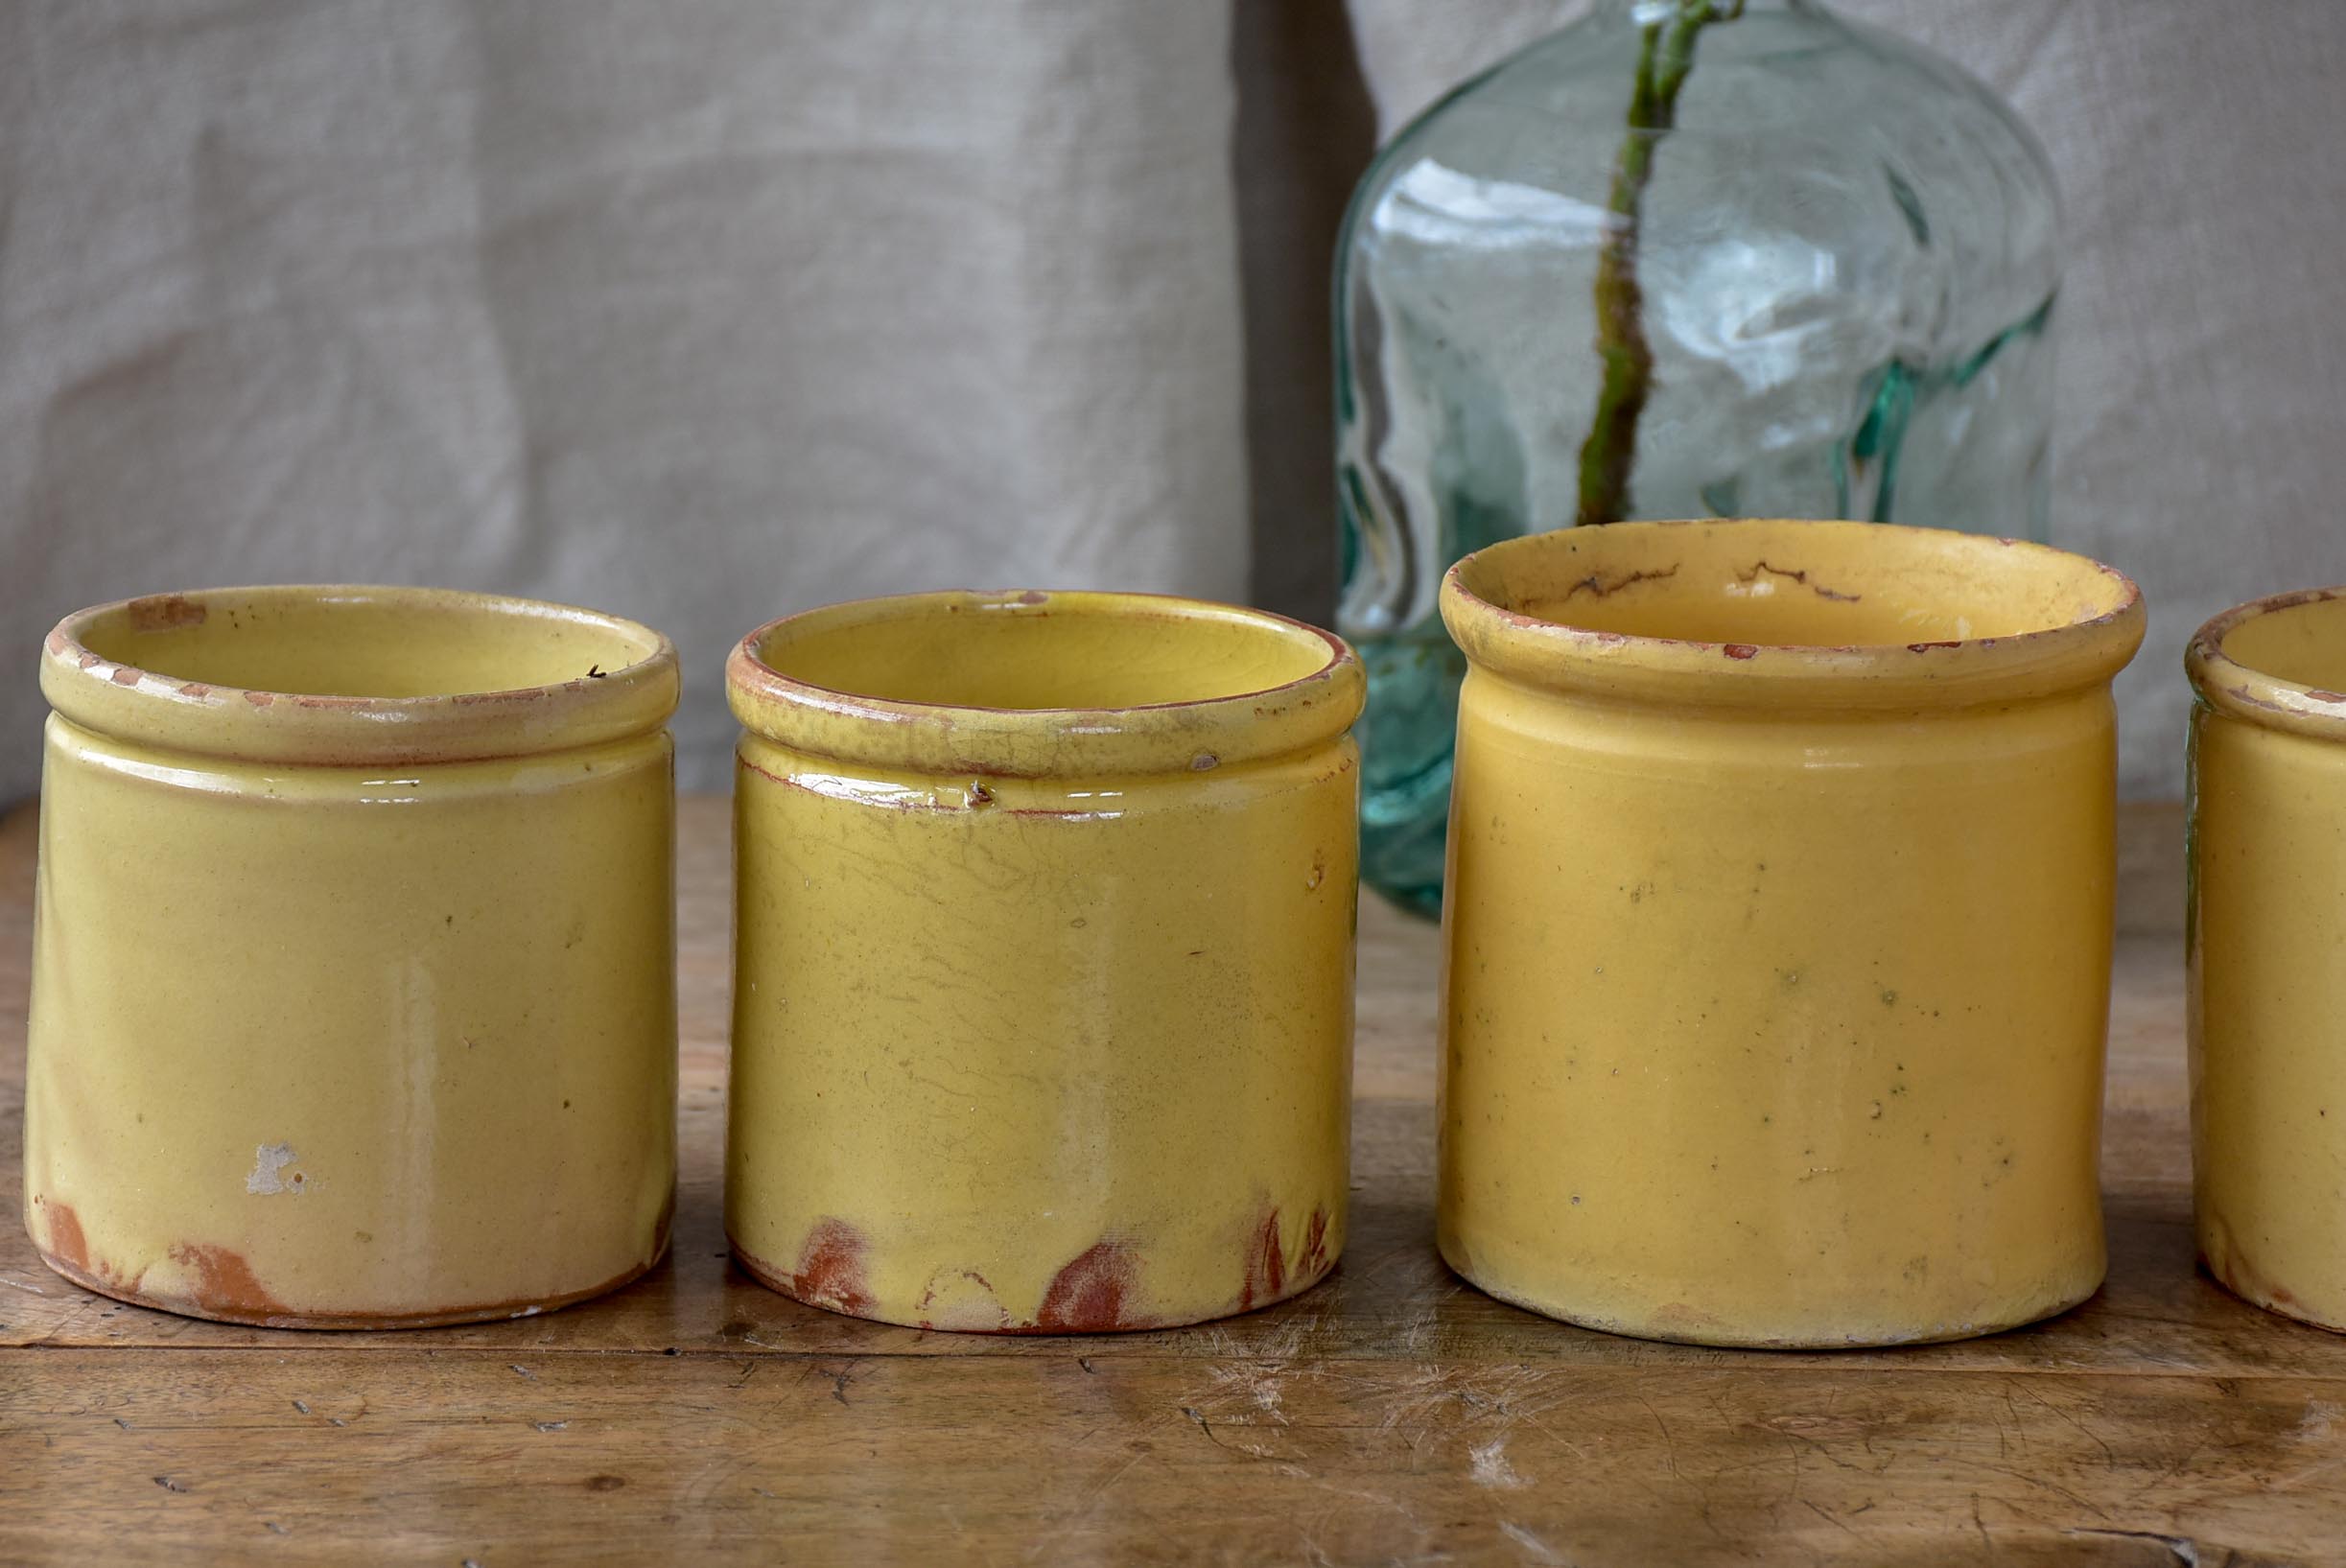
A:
[3,798,2340,1564]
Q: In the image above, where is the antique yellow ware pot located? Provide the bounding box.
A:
[26,587,679,1327]
[2188,588,2346,1331]
[726,590,1362,1330]
[1438,520,2145,1346]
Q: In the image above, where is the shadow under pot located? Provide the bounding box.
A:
[1437,521,2145,1347]
[725,590,1364,1331]
[26,587,680,1327]
[2187,589,2346,1332]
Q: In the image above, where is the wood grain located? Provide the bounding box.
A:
[4,798,2339,1564]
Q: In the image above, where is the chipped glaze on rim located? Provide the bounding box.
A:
[40,586,679,767]
[1442,518,2145,713]
[2186,587,2346,742]
[726,589,1366,778]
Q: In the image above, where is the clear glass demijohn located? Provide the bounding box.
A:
[1336,0,2060,913]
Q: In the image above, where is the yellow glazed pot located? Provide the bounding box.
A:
[26,587,679,1327]
[725,590,1363,1331]
[1437,520,2145,1346]
[2187,589,2346,1331]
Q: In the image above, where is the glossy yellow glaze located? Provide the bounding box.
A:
[1437,521,2145,1346]
[725,590,1363,1331]
[25,587,679,1327]
[2188,589,2346,1331]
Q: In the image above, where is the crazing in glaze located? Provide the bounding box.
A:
[725,590,1364,1331]
[25,586,680,1328]
[2187,588,2346,1332]
[1437,520,2145,1347]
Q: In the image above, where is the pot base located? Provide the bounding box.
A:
[730,1238,1338,1334]
[34,1232,669,1332]
[2199,1249,2346,1337]
[1444,1249,2099,1349]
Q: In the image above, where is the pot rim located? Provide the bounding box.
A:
[40,584,679,766]
[2186,586,2346,739]
[726,588,1364,778]
[1441,518,2144,712]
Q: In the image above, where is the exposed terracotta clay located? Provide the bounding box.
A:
[170,1242,288,1320]
[449,688,551,707]
[1646,1300,1730,1337]
[125,594,208,632]
[1237,1209,1287,1313]
[1722,644,1760,660]
[1302,1206,1331,1276]
[1035,1240,1144,1331]
[35,1223,670,1331]
[38,1197,97,1280]
[786,1218,876,1316]
[736,1216,1344,1334]
[2201,1213,2307,1316]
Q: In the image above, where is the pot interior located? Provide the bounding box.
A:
[73,589,661,699]
[1471,523,2130,649]
[754,593,1336,712]
[2217,595,2346,692]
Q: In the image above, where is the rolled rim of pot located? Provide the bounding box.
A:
[41,585,679,767]
[1442,518,2144,714]
[727,588,1365,778]
[2187,586,2346,741]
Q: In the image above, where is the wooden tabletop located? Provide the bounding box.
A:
[3,797,2339,1564]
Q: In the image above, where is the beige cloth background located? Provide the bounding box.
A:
[3,1,2341,800]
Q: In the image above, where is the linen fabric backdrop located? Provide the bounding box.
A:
[2,0,2340,803]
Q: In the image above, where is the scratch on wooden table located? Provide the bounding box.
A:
[2012,1375,2120,1466]
[1201,1360,1290,1424]
[2062,1527,2201,1564]
[1468,1435,1528,1489]
[1499,1519,1566,1564]
[1799,1496,1862,1539]
[1635,1392,1682,1481]
[1971,1460,2114,1521]
[1372,1364,1475,1433]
